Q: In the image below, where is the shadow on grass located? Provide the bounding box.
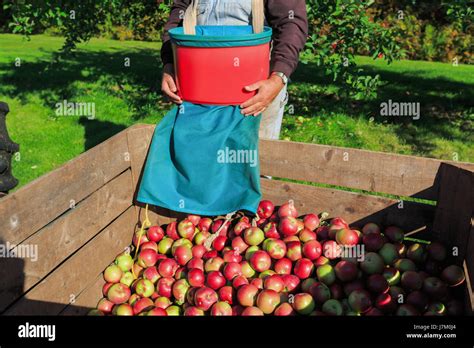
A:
[0,48,169,121]
[289,61,473,154]
[79,117,127,151]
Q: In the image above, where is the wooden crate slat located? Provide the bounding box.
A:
[0,170,133,312]
[0,130,131,247]
[261,179,435,232]
[260,140,474,200]
[3,207,136,316]
[432,164,474,262]
[60,274,104,316]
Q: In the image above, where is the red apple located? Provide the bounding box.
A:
[231,236,249,254]
[278,200,298,218]
[132,297,154,315]
[233,221,251,236]
[194,287,218,311]
[138,249,158,268]
[258,200,275,219]
[264,238,287,259]
[147,307,168,316]
[275,258,293,275]
[114,303,134,316]
[232,275,249,288]
[294,258,314,279]
[223,262,242,280]
[107,283,131,304]
[299,228,317,243]
[335,228,359,246]
[264,274,285,292]
[187,268,205,287]
[140,241,158,252]
[281,274,300,293]
[184,306,205,316]
[187,257,204,271]
[362,222,380,235]
[274,302,295,316]
[206,271,226,290]
[243,227,265,246]
[279,217,299,237]
[241,306,264,316]
[218,286,234,304]
[334,260,358,282]
[250,278,264,289]
[204,257,225,273]
[210,301,233,316]
[286,241,302,261]
[135,279,155,298]
[157,277,175,298]
[198,217,212,232]
[237,284,259,307]
[104,264,123,283]
[304,214,320,231]
[292,293,315,315]
[250,250,272,272]
[133,231,149,247]
[256,289,280,314]
[212,236,227,251]
[263,222,280,239]
[187,214,201,226]
[97,298,114,314]
[174,245,192,266]
[158,258,179,278]
[143,266,161,284]
[147,225,165,243]
[192,245,206,258]
[177,219,195,240]
[223,250,242,263]
[316,226,330,240]
[302,240,322,260]
[166,222,179,240]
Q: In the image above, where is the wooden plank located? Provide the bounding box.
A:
[4,207,135,315]
[0,129,131,247]
[261,179,435,233]
[0,170,133,312]
[260,140,474,200]
[464,260,474,314]
[432,164,474,262]
[60,274,104,316]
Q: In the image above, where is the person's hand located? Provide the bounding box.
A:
[240,74,285,116]
[161,63,183,104]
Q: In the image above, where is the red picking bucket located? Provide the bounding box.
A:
[170,30,272,105]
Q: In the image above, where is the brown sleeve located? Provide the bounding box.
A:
[265,0,308,78]
[160,0,192,67]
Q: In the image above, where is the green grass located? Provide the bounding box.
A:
[0,34,472,190]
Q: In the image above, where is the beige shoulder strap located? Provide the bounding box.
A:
[183,0,264,35]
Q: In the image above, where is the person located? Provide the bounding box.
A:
[160,0,308,140]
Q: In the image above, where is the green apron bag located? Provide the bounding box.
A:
[137,103,262,216]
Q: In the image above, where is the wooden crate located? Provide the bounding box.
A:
[0,124,473,315]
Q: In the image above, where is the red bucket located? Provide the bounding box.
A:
[170,26,272,105]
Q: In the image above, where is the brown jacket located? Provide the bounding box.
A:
[161,0,308,78]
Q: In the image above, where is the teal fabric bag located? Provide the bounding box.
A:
[136,102,262,216]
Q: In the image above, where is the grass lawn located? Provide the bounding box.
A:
[0,34,473,190]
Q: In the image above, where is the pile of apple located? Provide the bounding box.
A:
[90,200,466,316]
